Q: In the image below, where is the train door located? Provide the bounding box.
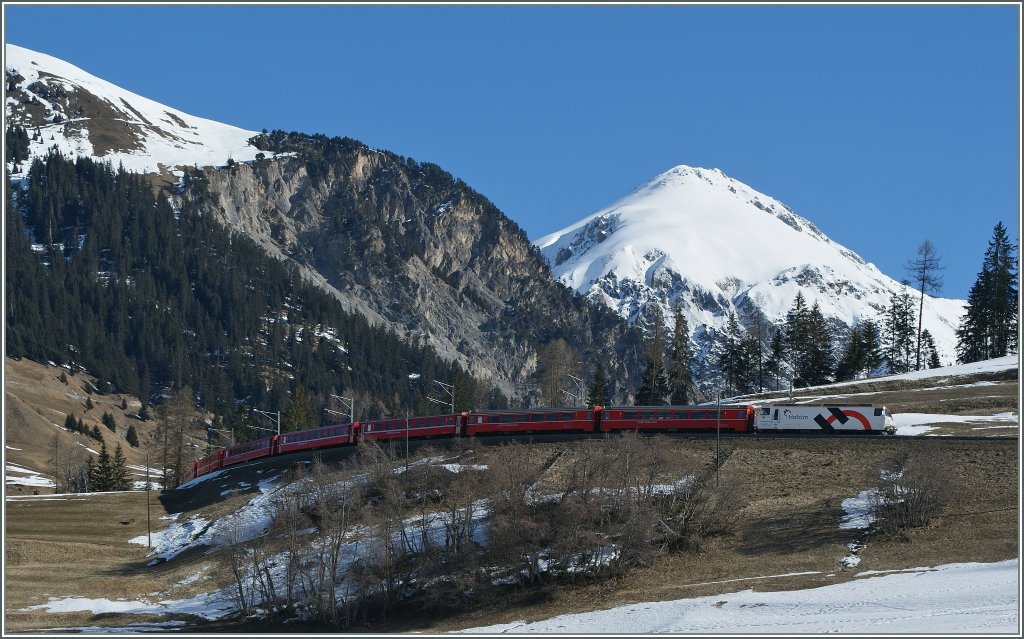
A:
[593,406,603,432]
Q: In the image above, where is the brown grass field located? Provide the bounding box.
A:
[3,357,1019,633]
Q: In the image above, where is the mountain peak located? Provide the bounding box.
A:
[536,166,966,371]
[4,43,266,179]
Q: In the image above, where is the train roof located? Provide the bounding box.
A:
[602,404,751,410]
[753,403,878,408]
[464,409,593,413]
[359,412,463,421]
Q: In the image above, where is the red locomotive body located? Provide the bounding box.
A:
[464,408,596,436]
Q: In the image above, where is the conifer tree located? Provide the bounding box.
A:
[111,443,130,491]
[835,324,864,382]
[783,292,809,386]
[717,312,751,395]
[860,319,884,374]
[126,424,140,448]
[883,283,916,373]
[800,302,834,386]
[92,441,112,492]
[920,329,941,369]
[283,385,316,432]
[668,304,695,404]
[764,327,786,391]
[956,222,1018,363]
[635,309,668,405]
[586,360,608,407]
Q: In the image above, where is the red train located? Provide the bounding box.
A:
[181,405,757,485]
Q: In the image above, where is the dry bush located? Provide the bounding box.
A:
[870,446,950,539]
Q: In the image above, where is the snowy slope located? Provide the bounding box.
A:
[4,44,265,177]
[458,559,1019,634]
[537,165,966,367]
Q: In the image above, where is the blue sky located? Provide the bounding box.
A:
[5,4,1019,298]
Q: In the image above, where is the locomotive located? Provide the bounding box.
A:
[181,403,896,485]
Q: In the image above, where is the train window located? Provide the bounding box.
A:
[487,415,499,423]
[531,413,543,422]
[708,411,718,420]
[874,408,883,417]
[586,412,593,419]
[623,412,636,419]
[761,408,770,416]
[560,413,574,421]
[502,414,516,423]
[545,413,557,421]
[678,411,689,419]
[692,411,704,420]
[773,409,779,420]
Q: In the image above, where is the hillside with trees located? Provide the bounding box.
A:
[5,152,508,449]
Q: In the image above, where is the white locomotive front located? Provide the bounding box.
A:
[755,405,896,434]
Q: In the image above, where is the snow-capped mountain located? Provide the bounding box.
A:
[4,44,265,178]
[536,165,966,372]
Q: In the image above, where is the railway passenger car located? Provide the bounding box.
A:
[222,436,274,466]
[598,405,755,433]
[360,413,463,442]
[465,408,596,436]
[754,405,896,434]
[277,423,357,453]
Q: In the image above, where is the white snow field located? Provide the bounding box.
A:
[457,560,1019,634]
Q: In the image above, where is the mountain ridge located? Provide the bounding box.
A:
[4,43,265,180]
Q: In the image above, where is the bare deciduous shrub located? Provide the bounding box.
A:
[870,446,949,539]
[213,435,746,627]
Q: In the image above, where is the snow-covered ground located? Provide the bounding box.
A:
[457,559,1019,634]
[893,411,1018,436]
[6,462,56,488]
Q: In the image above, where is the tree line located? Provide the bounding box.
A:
[620,226,1016,400]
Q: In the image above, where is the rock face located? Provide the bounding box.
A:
[537,165,967,384]
[175,138,643,399]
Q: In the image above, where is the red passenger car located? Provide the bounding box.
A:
[359,413,463,442]
[277,423,356,454]
[465,408,596,436]
[222,436,274,466]
[599,405,754,433]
